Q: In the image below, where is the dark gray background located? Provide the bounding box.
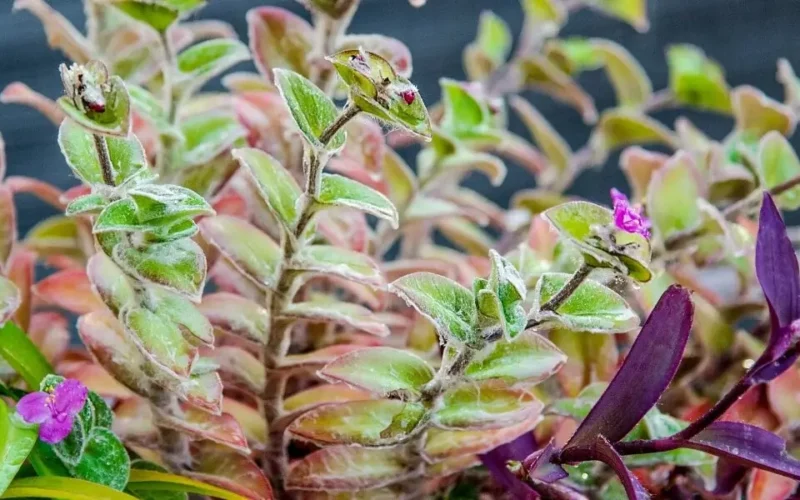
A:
[2,0,799,234]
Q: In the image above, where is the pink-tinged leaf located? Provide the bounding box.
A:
[510,95,571,184]
[188,443,273,500]
[209,257,266,303]
[156,404,250,455]
[247,7,313,82]
[592,110,678,157]
[78,312,153,398]
[199,293,269,344]
[0,275,21,326]
[199,216,281,290]
[732,86,797,137]
[282,300,390,337]
[429,455,481,478]
[620,147,668,202]
[223,72,274,93]
[328,117,386,180]
[424,417,542,462]
[283,384,372,415]
[382,259,458,283]
[755,193,800,359]
[767,367,800,423]
[319,347,434,399]
[0,185,15,272]
[112,397,157,445]
[748,469,798,500]
[12,0,93,63]
[7,249,34,331]
[338,35,413,78]
[593,436,650,499]
[206,345,264,393]
[224,399,266,449]
[565,285,693,449]
[0,82,65,125]
[681,422,800,480]
[28,311,69,364]
[59,361,134,400]
[5,176,63,210]
[290,245,384,289]
[433,381,543,430]
[465,330,566,384]
[33,268,104,315]
[316,211,371,253]
[182,371,223,415]
[286,446,418,491]
[282,345,366,371]
[86,253,135,315]
[290,400,426,446]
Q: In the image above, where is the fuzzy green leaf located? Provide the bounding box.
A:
[646,152,702,239]
[123,305,196,378]
[667,44,732,114]
[0,399,37,495]
[71,428,130,491]
[233,148,300,227]
[176,39,250,95]
[390,272,478,345]
[758,131,800,209]
[317,174,399,227]
[112,1,179,33]
[291,245,383,287]
[433,381,543,430]
[58,120,147,186]
[179,114,247,167]
[465,330,566,384]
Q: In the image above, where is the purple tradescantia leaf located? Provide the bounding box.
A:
[522,439,568,484]
[593,436,650,500]
[480,433,539,499]
[755,193,800,359]
[565,285,693,448]
[681,421,800,480]
[713,458,749,495]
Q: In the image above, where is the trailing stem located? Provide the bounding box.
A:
[261,105,361,493]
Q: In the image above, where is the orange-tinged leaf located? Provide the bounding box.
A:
[199,292,269,344]
[286,446,417,491]
[156,405,250,454]
[620,147,668,201]
[423,417,541,461]
[732,85,796,137]
[0,82,65,125]
[33,268,104,315]
[247,7,313,82]
[283,384,372,414]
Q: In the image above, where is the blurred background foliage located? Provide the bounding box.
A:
[2,0,799,232]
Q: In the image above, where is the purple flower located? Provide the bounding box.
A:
[16,379,88,444]
[610,188,651,239]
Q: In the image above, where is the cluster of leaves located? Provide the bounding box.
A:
[0,0,799,498]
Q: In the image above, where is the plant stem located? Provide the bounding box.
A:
[156,30,178,174]
[261,105,361,493]
[665,173,800,251]
[92,134,114,186]
[526,262,592,329]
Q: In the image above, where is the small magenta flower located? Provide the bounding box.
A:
[610,188,651,239]
[16,379,88,444]
[399,89,416,105]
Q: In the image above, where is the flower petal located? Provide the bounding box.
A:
[16,391,52,424]
[39,414,75,444]
[53,379,88,417]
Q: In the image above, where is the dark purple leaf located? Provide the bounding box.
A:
[682,421,800,480]
[713,458,748,495]
[565,285,693,448]
[480,432,539,500]
[593,436,650,500]
[755,193,800,358]
[529,482,589,499]
[522,440,568,484]
[752,342,800,383]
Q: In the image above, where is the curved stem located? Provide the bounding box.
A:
[93,134,114,186]
[526,262,591,329]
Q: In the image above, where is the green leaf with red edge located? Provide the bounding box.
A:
[58,75,131,137]
[433,381,543,430]
[208,346,263,393]
[423,417,541,462]
[647,151,702,240]
[338,35,413,78]
[155,405,249,455]
[198,293,269,345]
[0,277,20,326]
[281,300,389,337]
[465,329,566,384]
[732,85,797,137]
[316,174,399,228]
[531,273,639,333]
[112,238,206,301]
[591,110,678,157]
[389,272,477,345]
[517,54,597,123]
[122,305,197,378]
[286,446,416,491]
[319,347,434,399]
[86,253,136,315]
[179,113,248,167]
[233,148,300,228]
[33,268,105,315]
[128,184,214,224]
[758,131,800,210]
[439,79,499,144]
[283,384,372,415]
[290,245,383,288]
[180,371,223,415]
[148,288,214,346]
[58,119,147,186]
[274,69,346,152]
[175,39,250,96]
[247,6,313,82]
[199,216,280,290]
[289,400,425,446]
[667,44,732,113]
